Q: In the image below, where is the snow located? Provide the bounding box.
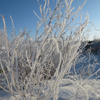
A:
[0,79,100,100]
[0,51,100,100]
[0,90,15,100]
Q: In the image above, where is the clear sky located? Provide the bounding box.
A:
[0,0,100,40]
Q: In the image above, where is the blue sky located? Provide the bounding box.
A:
[0,0,100,40]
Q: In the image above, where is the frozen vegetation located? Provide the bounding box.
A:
[0,0,100,100]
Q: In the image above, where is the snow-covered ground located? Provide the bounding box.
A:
[0,79,100,100]
[0,53,100,100]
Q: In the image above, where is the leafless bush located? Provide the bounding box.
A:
[1,0,100,100]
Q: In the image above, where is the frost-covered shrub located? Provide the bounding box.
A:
[0,30,6,50]
[0,0,100,100]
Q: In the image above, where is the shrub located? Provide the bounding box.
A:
[0,0,100,100]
